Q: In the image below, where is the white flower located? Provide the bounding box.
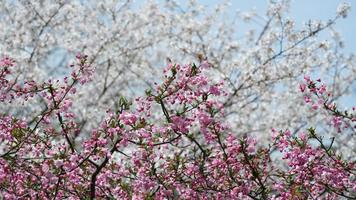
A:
[337,2,351,18]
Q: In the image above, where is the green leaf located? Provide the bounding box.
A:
[191,63,198,76]
[145,89,152,97]
[118,96,131,110]
[11,128,25,141]
[171,64,177,76]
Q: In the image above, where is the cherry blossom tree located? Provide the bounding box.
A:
[0,1,354,146]
[0,0,355,199]
[0,55,355,199]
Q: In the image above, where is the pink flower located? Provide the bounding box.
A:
[171,115,191,133]
[119,111,138,125]
[304,75,311,81]
[54,160,64,168]
[304,96,311,103]
[42,163,50,173]
[198,112,212,127]
[311,103,318,110]
[299,83,307,92]
[318,84,326,94]
[209,85,221,95]
[0,57,15,67]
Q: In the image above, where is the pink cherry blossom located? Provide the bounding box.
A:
[0,56,354,199]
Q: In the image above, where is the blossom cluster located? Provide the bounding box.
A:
[0,56,355,199]
[300,76,355,133]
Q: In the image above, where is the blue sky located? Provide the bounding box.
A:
[197,0,355,54]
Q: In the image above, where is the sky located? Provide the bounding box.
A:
[197,0,355,54]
